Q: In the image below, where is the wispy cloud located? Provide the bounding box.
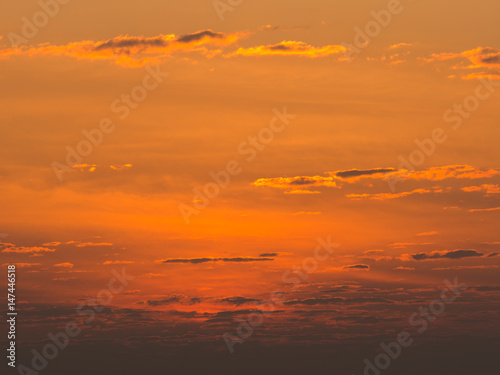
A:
[1,246,55,254]
[0,30,244,67]
[228,41,346,58]
[157,257,275,264]
[402,249,493,261]
[54,262,74,268]
[468,207,500,213]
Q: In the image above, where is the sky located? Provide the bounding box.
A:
[1,0,499,374]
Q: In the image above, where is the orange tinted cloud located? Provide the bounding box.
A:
[42,242,61,246]
[156,257,275,264]
[400,249,495,261]
[2,263,41,268]
[342,264,370,271]
[461,184,500,194]
[432,265,499,270]
[229,41,346,58]
[253,166,498,193]
[69,241,113,247]
[54,262,74,268]
[394,165,500,182]
[1,246,55,254]
[389,43,415,50]
[346,188,433,201]
[417,231,439,236]
[0,30,244,67]
[468,206,500,213]
[424,47,500,79]
[284,190,321,195]
[103,260,135,265]
[253,175,338,190]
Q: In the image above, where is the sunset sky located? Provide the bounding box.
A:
[1,1,499,374]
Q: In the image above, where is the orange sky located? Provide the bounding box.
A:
[1,1,499,373]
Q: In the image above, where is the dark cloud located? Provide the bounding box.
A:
[268,44,293,51]
[335,168,395,178]
[412,249,484,261]
[94,36,167,51]
[147,296,182,306]
[259,252,278,257]
[481,55,500,64]
[217,297,261,306]
[160,257,274,264]
[203,309,271,323]
[471,286,500,292]
[284,297,392,306]
[177,30,224,43]
[290,177,317,185]
[343,264,370,270]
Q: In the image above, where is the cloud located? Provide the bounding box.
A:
[284,190,321,195]
[432,265,499,271]
[2,263,41,268]
[342,264,370,270]
[42,242,61,246]
[1,246,55,254]
[393,165,500,182]
[157,257,275,264]
[177,30,225,43]
[335,168,395,179]
[472,286,500,292]
[346,188,433,201]
[147,296,182,306]
[217,297,261,306]
[394,266,415,271]
[253,175,337,190]
[364,250,384,254]
[417,231,439,236]
[54,262,74,268]
[389,43,415,50]
[408,249,485,261]
[71,164,133,173]
[291,211,322,215]
[70,241,113,247]
[284,296,391,305]
[468,207,500,213]
[228,41,346,58]
[461,71,500,80]
[0,30,243,67]
[360,255,392,262]
[390,242,433,248]
[424,47,500,79]
[461,184,500,194]
[253,165,498,194]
